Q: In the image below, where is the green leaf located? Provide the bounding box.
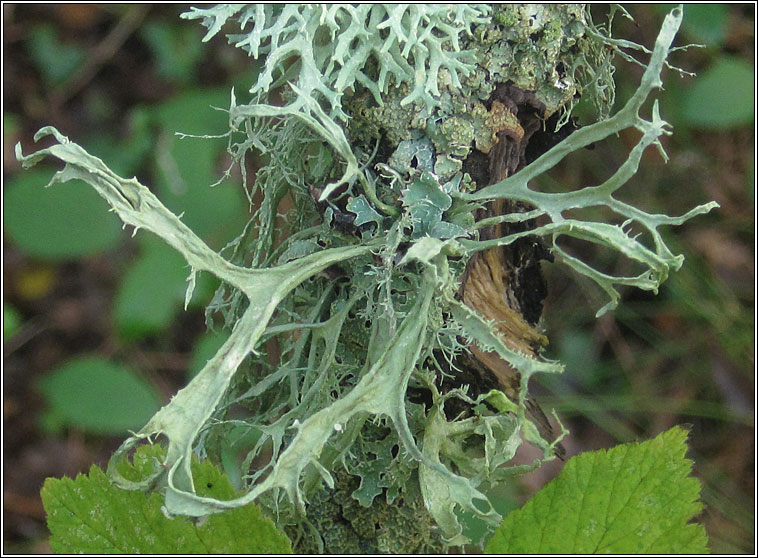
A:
[37,356,162,435]
[4,304,22,341]
[485,426,709,554]
[187,329,230,380]
[139,20,203,85]
[654,4,728,46]
[3,169,124,260]
[150,89,248,248]
[680,4,727,46]
[114,236,218,341]
[681,57,755,129]
[114,238,195,340]
[26,24,86,87]
[42,444,292,554]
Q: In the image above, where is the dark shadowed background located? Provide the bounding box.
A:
[3,4,754,553]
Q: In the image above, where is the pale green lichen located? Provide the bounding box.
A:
[340,3,621,209]
[181,4,492,120]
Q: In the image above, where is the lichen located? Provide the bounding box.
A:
[181,5,493,121]
[17,4,715,553]
[295,467,438,554]
[480,4,596,120]
[339,3,620,206]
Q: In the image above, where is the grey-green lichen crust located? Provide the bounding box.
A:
[485,4,600,118]
[344,4,615,189]
[291,420,439,554]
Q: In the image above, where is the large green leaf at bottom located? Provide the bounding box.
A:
[42,444,292,554]
[485,426,708,554]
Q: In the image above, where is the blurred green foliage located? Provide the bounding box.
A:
[4,169,124,259]
[5,7,253,453]
[149,88,248,247]
[114,236,217,341]
[37,356,162,435]
[655,4,729,46]
[26,24,86,87]
[188,329,230,381]
[7,90,249,434]
[4,304,23,341]
[138,20,204,86]
[681,57,754,129]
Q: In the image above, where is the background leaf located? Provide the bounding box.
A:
[679,4,728,46]
[187,329,230,380]
[37,356,162,435]
[80,107,154,178]
[681,57,755,130]
[25,24,86,87]
[4,304,23,341]
[150,88,248,248]
[42,444,292,554]
[139,20,203,85]
[3,169,124,260]
[485,426,708,554]
[655,4,728,46]
[113,236,215,341]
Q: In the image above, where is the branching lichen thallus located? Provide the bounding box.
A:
[448,83,572,458]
